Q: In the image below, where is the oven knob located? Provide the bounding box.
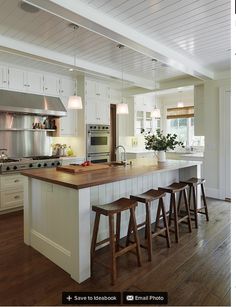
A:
[93,126,96,129]
[51,162,55,166]
[44,163,47,167]
[38,163,41,167]
[57,161,61,166]
[90,126,93,129]
[6,166,10,171]
[98,126,100,129]
[106,127,108,129]
[29,163,33,168]
[13,166,17,170]
[102,127,105,129]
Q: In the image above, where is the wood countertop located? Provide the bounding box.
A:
[21,159,201,190]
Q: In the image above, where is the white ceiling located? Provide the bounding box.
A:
[0,0,230,88]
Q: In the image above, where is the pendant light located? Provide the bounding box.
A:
[116,44,129,114]
[67,24,83,110]
[151,59,161,118]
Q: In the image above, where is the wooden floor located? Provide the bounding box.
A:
[0,198,230,306]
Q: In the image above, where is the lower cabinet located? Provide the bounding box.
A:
[0,174,24,212]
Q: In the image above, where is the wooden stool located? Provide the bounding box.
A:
[128,189,171,261]
[180,178,209,228]
[91,197,141,285]
[159,183,192,243]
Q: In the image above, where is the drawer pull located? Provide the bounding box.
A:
[14,179,20,183]
[14,195,20,199]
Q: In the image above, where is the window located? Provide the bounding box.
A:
[166,107,204,148]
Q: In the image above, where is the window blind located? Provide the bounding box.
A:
[167,106,194,119]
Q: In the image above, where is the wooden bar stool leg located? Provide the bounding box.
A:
[109,214,116,285]
[154,199,162,232]
[145,202,152,261]
[201,183,209,221]
[130,207,142,267]
[126,213,132,246]
[172,193,180,243]
[192,186,198,228]
[168,194,173,227]
[183,189,192,233]
[116,212,121,252]
[91,212,100,272]
[160,197,171,248]
[188,186,192,210]
[177,190,183,214]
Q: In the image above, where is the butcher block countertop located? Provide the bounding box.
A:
[21,159,201,190]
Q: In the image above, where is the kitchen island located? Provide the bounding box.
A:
[21,159,201,284]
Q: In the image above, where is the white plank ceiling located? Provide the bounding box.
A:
[0,0,230,88]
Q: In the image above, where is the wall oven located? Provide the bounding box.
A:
[86,124,110,163]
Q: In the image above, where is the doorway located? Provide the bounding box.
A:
[110,104,117,161]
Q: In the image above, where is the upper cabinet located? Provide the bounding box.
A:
[84,78,111,125]
[43,74,59,96]
[85,79,110,100]
[0,65,8,89]
[110,88,122,104]
[59,77,76,97]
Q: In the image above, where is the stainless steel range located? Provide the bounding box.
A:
[0,156,62,173]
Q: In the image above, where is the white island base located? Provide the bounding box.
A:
[23,162,201,284]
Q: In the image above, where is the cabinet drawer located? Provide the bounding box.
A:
[0,174,24,190]
[0,189,23,209]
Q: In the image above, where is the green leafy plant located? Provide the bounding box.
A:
[141,129,184,152]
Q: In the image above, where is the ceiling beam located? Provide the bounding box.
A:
[24,0,214,80]
[0,35,154,89]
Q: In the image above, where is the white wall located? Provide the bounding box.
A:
[203,78,230,198]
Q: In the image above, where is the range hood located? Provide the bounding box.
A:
[0,89,67,117]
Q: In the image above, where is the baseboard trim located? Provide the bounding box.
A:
[31,229,71,274]
[205,187,220,199]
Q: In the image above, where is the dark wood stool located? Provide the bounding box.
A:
[159,183,192,243]
[91,197,141,285]
[180,178,209,228]
[128,189,171,261]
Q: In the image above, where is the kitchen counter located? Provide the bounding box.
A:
[22,158,201,285]
[21,159,201,190]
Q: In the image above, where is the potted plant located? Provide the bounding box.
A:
[141,129,184,162]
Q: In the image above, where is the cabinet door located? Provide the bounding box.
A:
[43,75,59,96]
[85,79,97,99]
[27,71,43,94]
[85,98,97,124]
[97,99,110,125]
[0,65,8,89]
[60,96,78,136]
[96,83,109,100]
[59,78,75,97]
[8,67,24,91]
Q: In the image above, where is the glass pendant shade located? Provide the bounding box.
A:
[177,102,184,108]
[117,103,129,114]
[67,95,83,109]
[151,108,161,118]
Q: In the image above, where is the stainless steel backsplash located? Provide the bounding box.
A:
[0,113,51,157]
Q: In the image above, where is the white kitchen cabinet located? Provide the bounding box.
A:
[59,96,78,136]
[194,84,204,136]
[0,65,8,89]
[85,79,110,100]
[0,174,24,212]
[8,67,24,91]
[8,68,43,94]
[59,78,76,97]
[110,88,122,103]
[43,74,59,96]
[86,97,110,125]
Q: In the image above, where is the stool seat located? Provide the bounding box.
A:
[130,189,166,203]
[159,182,189,193]
[92,198,136,215]
[181,178,205,186]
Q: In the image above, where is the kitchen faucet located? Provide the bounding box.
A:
[115,145,127,163]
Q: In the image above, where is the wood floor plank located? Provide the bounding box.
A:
[0,199,231,306]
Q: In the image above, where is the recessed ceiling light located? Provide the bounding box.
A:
[69,68,74,72]
[19,1,40,13]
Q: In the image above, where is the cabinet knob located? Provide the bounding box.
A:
[14,195,20,199]
[14,179,19,183]
[3,80,7,83]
